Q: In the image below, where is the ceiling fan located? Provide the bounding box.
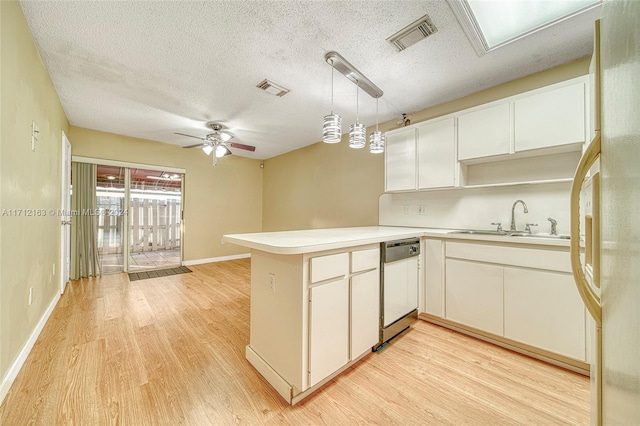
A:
[176,122,256,166]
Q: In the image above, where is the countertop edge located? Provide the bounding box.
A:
[224,226,571,255]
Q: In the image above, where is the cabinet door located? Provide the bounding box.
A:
[385,127,416,191]
[417,118,455,188]
[458,102,511,161]
[445,259,503,335]
[504,268,586,360]
[424,239,444,317]
[351,270,380,359]
[514,82,586,152]
[309,278,349,387]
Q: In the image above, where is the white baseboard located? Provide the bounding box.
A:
[0,291,61,404]
[182,253,250,266]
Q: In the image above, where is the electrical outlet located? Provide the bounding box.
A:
[404,205,410,215]
[417,205,427,215]
[220,237,225,245]
[268,273,276,293]
[28,287,33,306]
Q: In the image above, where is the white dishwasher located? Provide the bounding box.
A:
[378,238,420,348]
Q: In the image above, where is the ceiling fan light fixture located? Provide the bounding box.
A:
[215,144,232,158]
[218,132,233,142]
[202,144,214,155]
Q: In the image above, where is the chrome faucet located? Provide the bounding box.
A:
[510,200,528,231]
[548,217,558,235]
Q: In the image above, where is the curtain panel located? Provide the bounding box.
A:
[70,162,101,279]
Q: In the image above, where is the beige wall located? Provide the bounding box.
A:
[262,57,590,231]
[69,127,263,262]
[0,1,69,383]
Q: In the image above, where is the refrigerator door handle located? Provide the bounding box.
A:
[570,133,602,326]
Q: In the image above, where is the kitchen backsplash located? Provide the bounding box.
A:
[379,181,571,235]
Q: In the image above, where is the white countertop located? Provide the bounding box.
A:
[223,226,571,255]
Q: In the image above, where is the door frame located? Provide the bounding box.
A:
[72,155,185,272]
[60,131,72,294]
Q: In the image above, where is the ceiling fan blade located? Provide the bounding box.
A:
[229,142,256,152]
[175,132,206,141]
[183,143,207,149]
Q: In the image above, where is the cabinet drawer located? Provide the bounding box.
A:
[446,241,570,273]
[351,248,380,273]
[310,253,349,283]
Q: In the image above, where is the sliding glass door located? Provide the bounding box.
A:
[96,165,126,274]
[94,164,183,274]
[128,168,182,272]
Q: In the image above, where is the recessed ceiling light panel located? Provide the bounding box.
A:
[448,0,601,56]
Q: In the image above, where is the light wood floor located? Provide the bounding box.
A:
[0,259,590,425]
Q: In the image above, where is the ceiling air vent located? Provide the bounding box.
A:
[387,14,438,52]
[256,79,290,97]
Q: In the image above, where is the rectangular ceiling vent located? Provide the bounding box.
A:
[256,79,290,97]
[387,14,438,52]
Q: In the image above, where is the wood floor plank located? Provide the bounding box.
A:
[0,258,590,425]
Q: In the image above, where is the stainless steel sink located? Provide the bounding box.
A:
[510,233,571,240]
[448,230,507,236]
[448,230,570,240]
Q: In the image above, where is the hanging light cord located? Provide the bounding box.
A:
[356,80,360,123]
[376,97,379,131]
[330,60,335,115]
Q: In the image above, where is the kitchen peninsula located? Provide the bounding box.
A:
[223,226,427,404]
[224,226,577,404]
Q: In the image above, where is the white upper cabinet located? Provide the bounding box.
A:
[514,81,586,152]
[385,127,417,191]
[417,118,456,189]
[458,102,511,161]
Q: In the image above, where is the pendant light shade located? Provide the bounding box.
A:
[349,82,366,149]
[369,131,385,153]
[349,123,366,148]
[323,114,342,144]
[322,61,342,143]
[369,97,385,153]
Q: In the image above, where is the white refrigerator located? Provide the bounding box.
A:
[570,2,640,425]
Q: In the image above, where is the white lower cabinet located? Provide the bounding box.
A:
[308,246,380,388]
[309,278,350,387]
[437,240,587,365]
[445,258,504,335]
[350,269,380,359]
[503,268,586,361]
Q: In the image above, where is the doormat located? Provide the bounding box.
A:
[128,266,192,281]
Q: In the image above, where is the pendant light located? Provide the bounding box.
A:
[349,81,366,149]
[322,60,342,143]
[369,97,385,153]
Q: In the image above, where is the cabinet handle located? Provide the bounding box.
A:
[570,133,601,326]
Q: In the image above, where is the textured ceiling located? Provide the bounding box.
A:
[19,1,601,160]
